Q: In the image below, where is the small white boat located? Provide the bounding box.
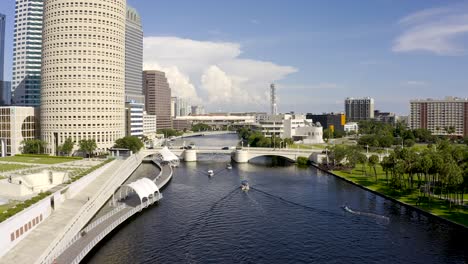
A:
[241,180,250,191]
[208,170,214,176]
[226,163,232,170]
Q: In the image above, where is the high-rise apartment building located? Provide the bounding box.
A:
[0,13,5,83]
[410,97,468,137]
[176,97,191,117]
[345,97,374,122]
[41,0,127,154]
[12,0,44,106]
[125,6,144,103]
[171,96,177,117]
[144,70,172,129]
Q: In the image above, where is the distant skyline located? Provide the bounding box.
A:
[1,0,468,114]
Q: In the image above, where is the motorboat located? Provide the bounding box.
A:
[208,170,214,177]
[226,163,233,170]
[342,205,353,213]
[241,180,250,191]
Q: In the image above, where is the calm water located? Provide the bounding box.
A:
[86,134,467,264]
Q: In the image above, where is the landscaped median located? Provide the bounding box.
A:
[327,165,468,227]
[0,154,83,165]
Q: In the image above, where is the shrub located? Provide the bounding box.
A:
[297,156,309,166]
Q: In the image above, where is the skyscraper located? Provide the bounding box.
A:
[144,70,172,129]
[0,13,5,83]
[125,6,144,103]
[41,0,127,154]
[345,97,374,122]
[12,0,44,106]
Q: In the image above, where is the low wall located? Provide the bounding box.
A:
[65,161,116,199]
[0,190,63,259]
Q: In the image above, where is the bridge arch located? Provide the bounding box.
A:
[247,153,297,163]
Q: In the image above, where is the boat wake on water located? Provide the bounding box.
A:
[342,205,390,221]
[250,187,340,217]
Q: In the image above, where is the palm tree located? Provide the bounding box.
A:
[368,155,379,181]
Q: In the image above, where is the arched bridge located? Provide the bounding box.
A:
[143,147,323,163]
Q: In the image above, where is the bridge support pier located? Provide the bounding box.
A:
[184,149,197,162]
[233,150,249,163]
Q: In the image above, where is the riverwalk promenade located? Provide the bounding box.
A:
[0,155,144,264]
[53,161,173,264]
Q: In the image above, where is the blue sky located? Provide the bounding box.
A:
[1,0,468,114]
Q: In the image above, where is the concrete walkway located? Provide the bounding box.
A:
[54,163,173,264]
[0,160,125,264]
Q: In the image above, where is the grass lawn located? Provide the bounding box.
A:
[0,163,32,173]
[332,164,468,227]
[290,143,326,150]
[0,202,18,213]
[0,155,78,165]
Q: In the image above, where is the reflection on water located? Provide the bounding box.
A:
[86,134,468,264]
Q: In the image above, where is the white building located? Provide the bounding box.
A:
[256,114,324,143]
[143,112,157,139]
[0,106,38,156]
[12,0,44,106]
[174,114,255,128]
[40,0,127,154]
[176,98,191,117]
[344,122,359,132]
[125,102,144,137]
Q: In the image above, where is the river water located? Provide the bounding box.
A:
[86,134,467,264]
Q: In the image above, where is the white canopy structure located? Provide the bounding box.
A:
[155,147,180,166]
[116,178,162,207]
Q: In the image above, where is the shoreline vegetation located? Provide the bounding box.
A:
[312,120,468,227]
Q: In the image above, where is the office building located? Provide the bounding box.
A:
[0,106,39,156]
[176,97,191,117]
[306,112,345,132]
[125,102,144,137]
[410,97,468,137]
[255,114,324,143]
[125,6,144,103]
[12,0,44,106]
[143,112,157,139]
[345,97,374,122]
[191,105,205,115]
[0,81,11,106]
[0,13,5,83]
[374,110,397,125]
[171,97,177,117]
[40,0,127,155]
[144,70,172,129]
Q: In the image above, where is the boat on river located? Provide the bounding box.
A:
[226,163,233,170]
[208,170,214,176]
[241,180,250,191]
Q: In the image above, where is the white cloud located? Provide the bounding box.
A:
[403,80,427,86]
[143,36,298,111]
[393,4,468,55]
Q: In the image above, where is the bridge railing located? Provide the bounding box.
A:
[39,154,143,264]
[70,199,155,264]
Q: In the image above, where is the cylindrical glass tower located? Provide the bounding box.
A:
[41,0,126,154]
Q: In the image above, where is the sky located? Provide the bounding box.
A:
[1,0,468,114]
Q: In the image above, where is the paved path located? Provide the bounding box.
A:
[54,162,173,264]
[0,160,124,264]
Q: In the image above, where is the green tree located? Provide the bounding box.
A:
[114,136,144,153]
[20,139,47,154]
[368,154,379,181]
[79,139,97,158]
[192,123,211,132]
[58,138,74,156]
